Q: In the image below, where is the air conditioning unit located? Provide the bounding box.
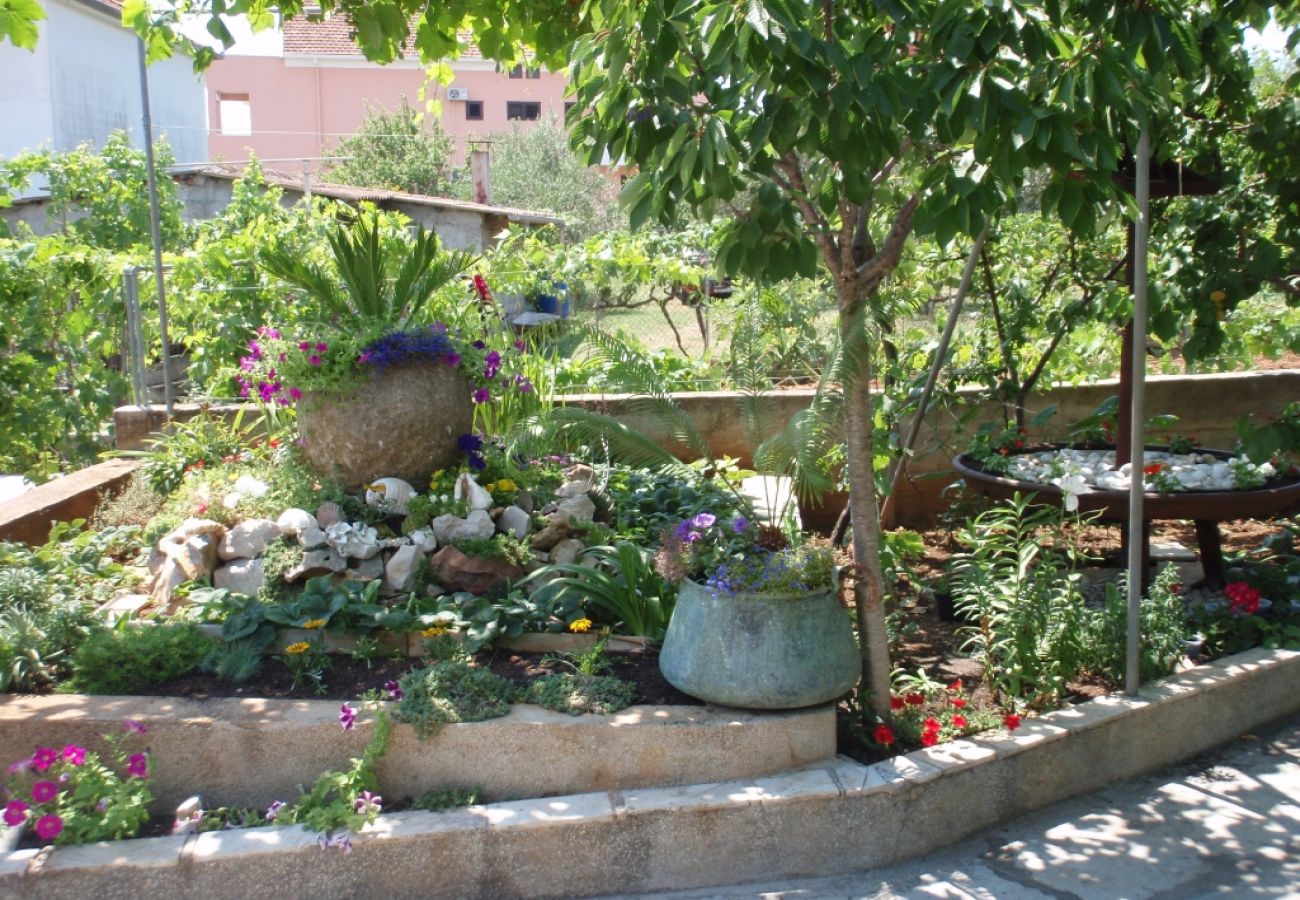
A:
[446,87,471,101]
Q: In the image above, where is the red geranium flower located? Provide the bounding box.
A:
[947,680,961,692]
[951,697,967,709]
[890,696,905,711]
[1004,713,1022,731]
[904,692,925,706]
[922,717,941,733]
[872,724,895,747]
[921,731,939,747]
[952,714,968,729]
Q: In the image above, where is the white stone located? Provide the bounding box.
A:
[298,525,327,548]
[550,538,584,565]
[409,528,438,554]
[275,508,317,537]
[432,509,496,544]
[453,473,494,511]
[219,518,281,560]
[366,477,416,516]
[213,557,266,596]
[496,505,531,539]
[551,494,596,525]
[324,522,380,560]
[385,544,426,593]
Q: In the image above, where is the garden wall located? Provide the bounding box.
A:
[110,369,1300,527]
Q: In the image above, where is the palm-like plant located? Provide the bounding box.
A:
[261,214,475,329]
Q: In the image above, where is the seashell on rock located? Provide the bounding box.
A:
[324,521,381,560]
[365,477,416,516]
[453,473,494,511]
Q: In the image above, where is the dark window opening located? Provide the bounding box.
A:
[507,101,541,121]
[465,101,484,121]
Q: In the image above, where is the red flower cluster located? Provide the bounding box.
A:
[873,724,896,746]
[1143,462,1165,476]
[1003,713,1022,731]
[1225,581,1262,616]
[921,717,942,747]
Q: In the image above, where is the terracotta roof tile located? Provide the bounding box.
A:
[282,16,482,60]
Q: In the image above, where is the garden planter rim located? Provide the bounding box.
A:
[679,576,838,604]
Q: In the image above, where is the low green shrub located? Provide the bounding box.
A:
[523,673,635,716]
[414,785,482,812]
[394,659,516,736]
[1081,565,1189,682]
[64,623,211,694]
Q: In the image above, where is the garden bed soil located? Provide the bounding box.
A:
[134,646,700,706]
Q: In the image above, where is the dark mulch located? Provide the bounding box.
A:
[135,646,697,706]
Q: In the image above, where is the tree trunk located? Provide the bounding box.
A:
[838,283,894,721]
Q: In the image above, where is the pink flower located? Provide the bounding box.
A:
[7,757,31,776]
[315,342,328,352]
[309,355,322,366]
[2,801,28,827]
[299,341,311,351]
[30,781,57,804]
[123,719,148,734]
[289,386,303,401]
[31,747,57,772]
[34,814,62,841]
[339,703,357,731]
[126,752,149,779]
[60,745,85,766]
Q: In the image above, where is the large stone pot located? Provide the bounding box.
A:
[659,578,860,709]
[297,362,474,490]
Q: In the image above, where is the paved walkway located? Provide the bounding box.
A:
[607,714,1300,899]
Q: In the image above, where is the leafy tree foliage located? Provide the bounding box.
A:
[327,98,455,196]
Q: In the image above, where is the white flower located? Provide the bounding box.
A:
[1052,474,1089,512]
[222,492,243,509]
[233,475,269,498]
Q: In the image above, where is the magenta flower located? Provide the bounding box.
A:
[3,801,28,827]
[383,680,403,701]
[34,814,63,842]
[339,703,357,731]
[513,340,526,352]
[358,351,372,364]
[31,747,57,772]
[472,387,491,404]
[287,386,302,401]
[126,752,149,779]
[30,781,57,804]
[445,352,461,367]
[123,719,147,734]
[247,340,262,360]
[514,375,533,393]
[315,342,328,352]
[353,791,382,815]
[484,351,502,379]
[309,355,322,366]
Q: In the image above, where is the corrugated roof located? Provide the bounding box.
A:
[170,163,562,225]
[282,16,483,60]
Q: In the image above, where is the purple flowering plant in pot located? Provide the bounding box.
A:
[234,215,533,487]
[654,512,861,709]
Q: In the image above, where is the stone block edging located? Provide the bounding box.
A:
[0,695,835,812]
[2,647,1297,898]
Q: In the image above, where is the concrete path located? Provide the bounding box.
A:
[607,714,1300,900]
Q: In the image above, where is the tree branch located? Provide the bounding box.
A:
[853,192,919,299]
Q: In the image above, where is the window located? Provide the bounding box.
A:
[506,101,541,121]
[217,93,251,136]
[527,66,541,79]
[507,64,541,79]
[465,101,484,121]
[508,63,523,78]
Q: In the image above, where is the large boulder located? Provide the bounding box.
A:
[214,558,267,596]
[296,361,474,490]
[428,546,525,595]
[219,519,281,561]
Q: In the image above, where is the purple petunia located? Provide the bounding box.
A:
[123,719,147,734]
[383,680,403,701]
[127,753,149,779]
[690,513,717,529]
[731,516,749,534]
[339,703,357,731]
[31,748,57,772]
[265,800,285,821]
[445,352,461,367]
[353,791,382,815]
[30,781,57,804]
[289,386,303,401]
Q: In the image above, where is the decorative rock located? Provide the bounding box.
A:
[296,361,475,489]
[384,544,426,594]
[453,473,494,511]
[496,505,531,540]
[343,555,385,583]
[431,509,495,544]
[286,549,347,582]
[219,519,281,561]
[409,529,438,554]
[324,522,381,560]
[552,494,597,525]
[213,558,267,597]
[530,520,573,552]
[98,593,149,625]
[275,508,317,537]
[315,502,344,528]
[366,478,416,516]
[549,538,584,565]
[148,519,225,606]
[556,464,596,498]
[428,546,525,595]
[297,525,327,549]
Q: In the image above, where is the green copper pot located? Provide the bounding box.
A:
[659,578,860,709]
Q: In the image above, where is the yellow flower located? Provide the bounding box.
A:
[495,479,517,493]
[1210,290,1227,303]
[302,618,328,630]
[568,618,593,634]
[421,626,448,638]
[284,642,310,655]
[485,482,496,492]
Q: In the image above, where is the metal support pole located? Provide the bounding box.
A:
[1125,125,1152,697]
[122,267,148,408]
[137,38,173,417]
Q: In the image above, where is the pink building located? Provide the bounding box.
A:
[203,17,570,169]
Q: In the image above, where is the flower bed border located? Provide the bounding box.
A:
[1,647,1295,898]
[0,696,835,812]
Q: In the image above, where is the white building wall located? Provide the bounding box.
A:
[0,0,205,184]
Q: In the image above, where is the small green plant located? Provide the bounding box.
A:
[524,673,635,715]
[523,541,676,639]
[451,533,534,567]
[278,633,331,694]
[1230,456,1267,489]
[949,494,1088,709]
[394,658,516,737]
[413,785,483,812]
[2,720,154,845]
[63,622,211,694]
[1081,565,1189,683]
[350,635,400,668]
[201,638,264,684]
